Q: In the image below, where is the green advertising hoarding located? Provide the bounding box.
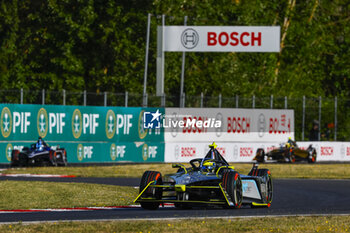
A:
[0,104,164,163]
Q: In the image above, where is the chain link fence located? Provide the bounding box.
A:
[0,89,349,141]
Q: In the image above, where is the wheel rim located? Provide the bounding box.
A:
[312,151,316,162]
[267,175,273,203]
[234,177,243,207]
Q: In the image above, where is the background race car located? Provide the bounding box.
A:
[11,142,67,167]
[134,143,273,210]
[254,141,317,163]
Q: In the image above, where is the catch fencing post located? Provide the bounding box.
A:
[125,91,128,107]
[104,91,107,107]
[302,96,305,141]
[161,93,166,107]
[200,92,204,108]
[284,96,287,109]
[270,95,273,109]
[236,95,239,108]
[143,93,148,107]
[20,88,23,104]
[63,89,66,105]
[318,96,322,141]
[180,93,185,108]
[252,95,255,108]
[42,89,45,105]
[334,96,337,141]
[219,94,222,108]
[83,90,87,106]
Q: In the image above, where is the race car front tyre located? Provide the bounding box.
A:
[139,171,163,210]
[255,149,265,163]
[308,149,317,163]
[18,153,28,167]
[255,169,273,207]
[222,171,243,208]
[57,150,68,166]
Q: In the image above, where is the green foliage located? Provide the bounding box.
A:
[0,0,349,99]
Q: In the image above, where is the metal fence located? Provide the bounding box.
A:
[0,89,349,141]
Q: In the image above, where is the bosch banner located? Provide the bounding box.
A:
[164,108,294,143]
[0,104,164,163]
[165,142,350,163]
[163,26,280,52]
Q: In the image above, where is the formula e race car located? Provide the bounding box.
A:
[134,143,272,210]
[254,140,317,163]
[11,139,67,167]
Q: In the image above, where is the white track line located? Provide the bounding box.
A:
[1,213,350,225]
[0,204,175,214]
[0,173,75,178]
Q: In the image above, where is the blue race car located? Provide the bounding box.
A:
[11,137,67,167]
[134,142,273,210]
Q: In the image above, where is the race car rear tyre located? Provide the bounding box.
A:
[255,149,265,163]
[10,150,20,167]
[49,151,58,166]
[57,150,68,166]
[18,153,28,167]
[308,149,317,163]
[139,171,163,210]
[255,169,273,207]
[222,171,243,208]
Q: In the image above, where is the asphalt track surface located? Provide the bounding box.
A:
[1,177,350,223]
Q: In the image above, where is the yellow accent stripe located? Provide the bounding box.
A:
[216,166,235,176]
[219,183,231,206]
[172,164,188,174]
[133,181,155,203]
[251,202,269,206]
[187,186,220,189]
[139,200,226,204]
[150,185,220,189]
[151,185,173,188]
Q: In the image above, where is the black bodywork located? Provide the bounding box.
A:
[135,144,273,210]
[11,143,67,167]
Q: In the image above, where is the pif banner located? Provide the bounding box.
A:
[0,104,165,163]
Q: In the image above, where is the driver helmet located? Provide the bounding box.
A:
[37,136,44,151]
[202,160,216,173]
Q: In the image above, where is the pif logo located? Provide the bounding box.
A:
[77,144,83,161]
[72,109,82,139]
[142,144,157,161]
[106,110,116,139]
[1,107,12,138]
[5,143,13,161]
[142,143,148,161]
[37,108,48,138]
[110,143,117,160]
[138,110,148,139]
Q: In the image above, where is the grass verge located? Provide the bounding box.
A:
[2,163,350,179]
[1,216,350,232]
[0,181,137,209]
